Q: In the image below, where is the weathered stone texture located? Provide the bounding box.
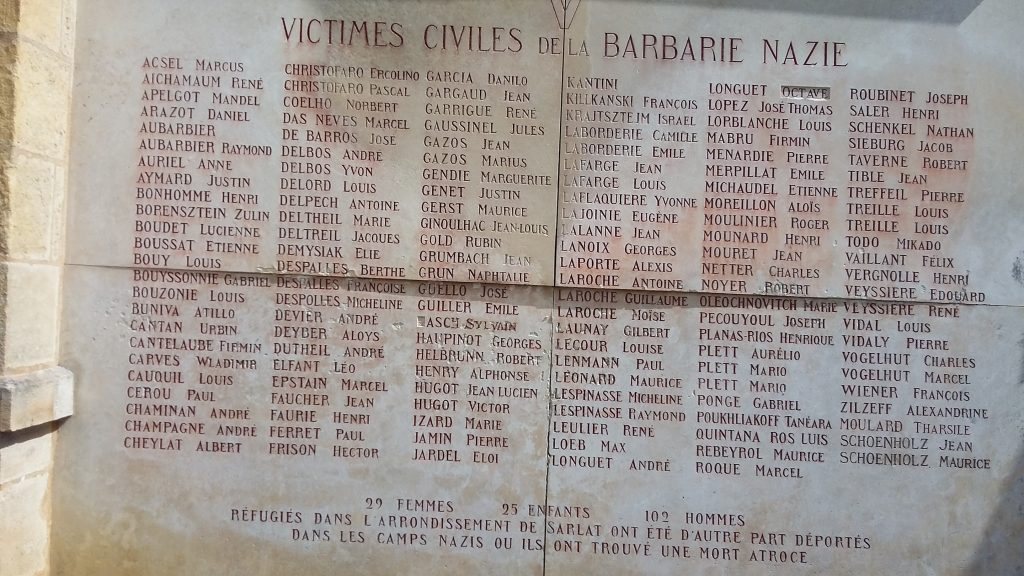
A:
[0,1,77,575]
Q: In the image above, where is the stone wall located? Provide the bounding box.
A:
[46,0,1024,574]
[2,1,1024,575]
[0,1,76,575]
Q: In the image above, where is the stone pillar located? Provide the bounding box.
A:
[0,1,77,575]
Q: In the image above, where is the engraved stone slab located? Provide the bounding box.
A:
[551,0,1024,305]
[66,0,1024,304]
[53,265,1024,574]
[545,288,1024,575]
[55,265,552,575]
[53,0,1024,575]
[68,0,562,285]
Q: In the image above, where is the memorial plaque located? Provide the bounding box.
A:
[68,0,562,285]
[552,0,1023,304]
[54,0,1024,575]
[546,290,1023,574]
[58,265,553,575]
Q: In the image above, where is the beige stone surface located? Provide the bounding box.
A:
[0,2,75,576]
[8,39,70,160]
[59,0,76,58]
[0,425,54,485]
[52,262,1024,574]
[56,265,551,575]
[51,0,1024,575]
[1,262,60,370]
[67,0,563,285]
[13,0,64,52]
[4,150,59,261]
[0,366,72,431]
[0,471,51,576]
[544,288,1023,575]
[552,0,1024,305]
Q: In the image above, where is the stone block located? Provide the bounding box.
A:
[0,2,17,36]
[0,366,72,432]
[45,0,1024,575]
[1,262,60,370]
[0,425,53,485]
[50,160,67,259]
[16,0,64,52]
[3,150,58,261]
[11,39,70,159]
[0,471,50,576]
[0,40,17,142]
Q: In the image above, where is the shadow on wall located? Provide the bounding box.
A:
[590,0,984,24]
[962,334,1024,575]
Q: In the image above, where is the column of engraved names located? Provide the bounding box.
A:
[137,56,267,271]
[910,304,989,470]
[844,88,915,300]
[332,278,399,461]
[268,276,335,458]
[705,86,840,479]
[699,79,796,478]
[551,289,688,474]
[418,66,552,284]
[414,284,545,466]
[769,297,838,479]
[185,55,269,453]
[199,274,267,455]
[839,86,977,464]
[764,86,838,297]
[480,69,552,285]
[695,295,826,479]
[349,66,410,279]
[413,283,481,463]
[133,55,209,454]
[838,301,917,467]
[268,277,397,461]
[557,75,701,291]
[136,56,204,271]
[551,289,620,472]
[896,90,987,467]
[843,88,977,302]
[840,87,919,465]
[556,77,634,290]
[133,54,266,456]
[620,291,689,472]
[278,65,353,277]
[837,301,989,471]
[279,63,411,278]
[125,270,199,453]
[199,59,266,269]
[626,88,699,291]
[905,90,977,302]
[702,83,778,296]
[126,270,263,455]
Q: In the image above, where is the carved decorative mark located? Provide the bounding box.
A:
[549,0,582,30]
